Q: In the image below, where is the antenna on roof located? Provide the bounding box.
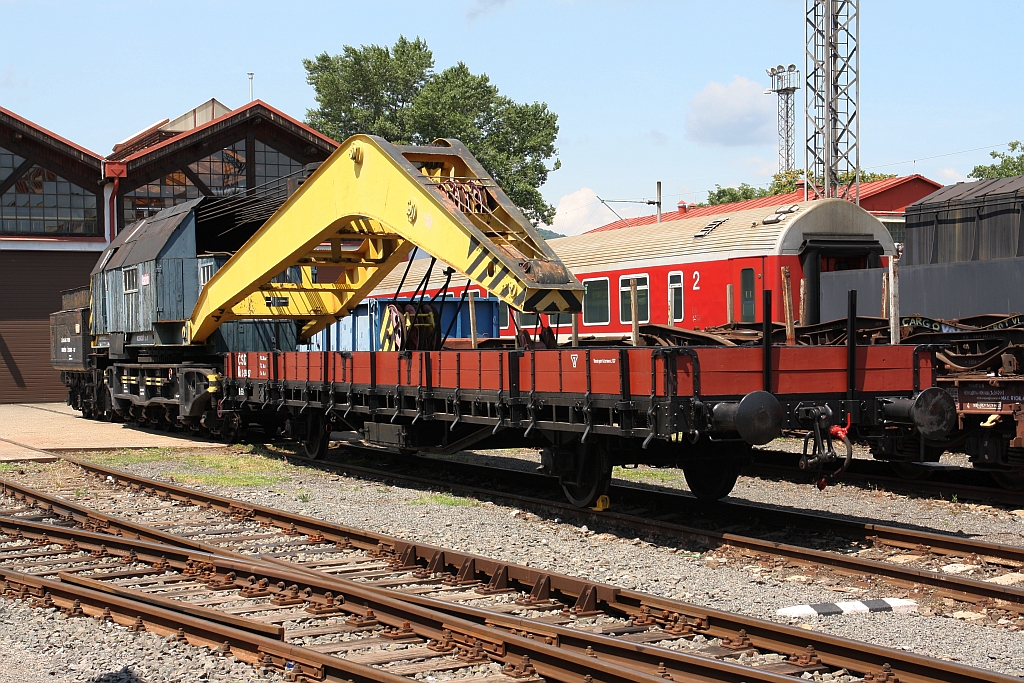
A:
[595,195,629,226]
[599,181,663,225]
[247,72,254,102]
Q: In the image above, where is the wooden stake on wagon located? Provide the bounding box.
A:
[781,266,796,345]
[799,278,808,326]
[467,290,478,349]
[726,284,735,324]
[880,272,889,319]
[571,312,579,347]
[888,256,900,344]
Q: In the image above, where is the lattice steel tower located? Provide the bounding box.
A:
[766,65,800,173]
[804,0,860,202]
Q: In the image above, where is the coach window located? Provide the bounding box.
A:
[619,275,650,324]
[548,313,572,326]
[668,271,684,323]
[740,268,756,322]
[518,311,539,327]
[582,278,610,325]
[498,301,510,329]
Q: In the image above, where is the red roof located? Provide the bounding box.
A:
[585,175,942,234]
[0,105,103,160]
[116,99,338,164]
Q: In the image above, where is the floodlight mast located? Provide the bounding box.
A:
[766,64,801,174]
[805,0,860,203]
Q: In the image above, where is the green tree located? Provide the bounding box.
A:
[835,170,897,184]
[766,169,803,194]
[303,36,433,143]
[969,141,1024,180]
[706,183,770,205]
[304,37,560,224]
[703,168,895,206]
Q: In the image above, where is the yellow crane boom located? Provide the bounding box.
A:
[187,135,582,343]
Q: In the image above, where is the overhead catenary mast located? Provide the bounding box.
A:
[766,64,801,173]
[804,0,860,203]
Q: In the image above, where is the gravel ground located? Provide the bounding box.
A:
[0,598,279,683]
[440,443,1024,547]
[25,444,1019,679]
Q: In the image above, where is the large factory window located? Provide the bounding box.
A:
[740,268,755,322]
[0,146,24,183]
[254,141,304,187]
[0,153,99,236]
[582,277,609,325]
[619,274,649,324]
[123,171,199,225]
[668,271,684,322]
[189,141,247,196]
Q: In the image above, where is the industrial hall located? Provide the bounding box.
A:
[0,99,337,403]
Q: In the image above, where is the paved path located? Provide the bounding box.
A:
[0,403,197,462]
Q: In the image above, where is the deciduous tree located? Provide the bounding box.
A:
[304,37,560,224]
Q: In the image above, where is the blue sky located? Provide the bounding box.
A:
[2,0,1021,234]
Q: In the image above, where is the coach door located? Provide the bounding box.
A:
[729,258,762,324]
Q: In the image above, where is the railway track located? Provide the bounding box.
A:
[749,450,1024,506]
[302,447,1024,617]
[0,452,1012,682]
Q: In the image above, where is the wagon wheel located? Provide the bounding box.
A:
[221,413,244,444]
[302,411,330,460]
[560,442,611,508]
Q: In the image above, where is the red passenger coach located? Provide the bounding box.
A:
[369,198,896,340]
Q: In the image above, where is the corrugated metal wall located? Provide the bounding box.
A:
[0,250,98,403]
[821,257,1024,321]
[903,182,1023,266]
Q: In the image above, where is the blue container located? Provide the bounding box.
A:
[304,296,500,352]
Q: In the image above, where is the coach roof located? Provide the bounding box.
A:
[545,198,894,275]
[372,198,894,295]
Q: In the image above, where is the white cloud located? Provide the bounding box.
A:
[685,76,774,147]
[546,187,646,236]
[649,129,668,146]
[936,167,967,183]
[467,0,515,20]
[0,64,17,89]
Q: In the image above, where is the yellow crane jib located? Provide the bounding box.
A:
[187,134,582,344]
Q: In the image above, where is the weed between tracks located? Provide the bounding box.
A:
[408,493,479,506]
[79,446,293,487]
[612,466,683,484]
